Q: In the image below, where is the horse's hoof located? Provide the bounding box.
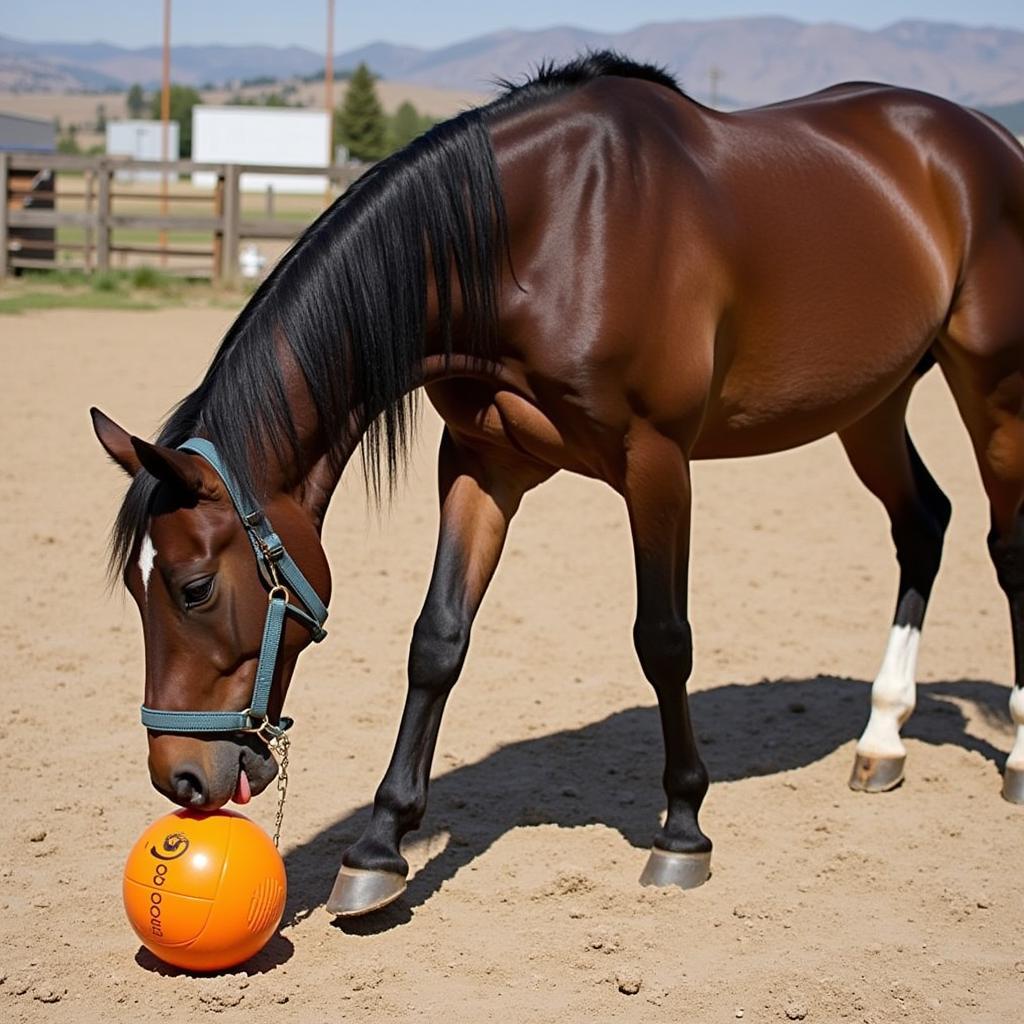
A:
[849,752,905,792]
[1002,766,1024,804]
[326,865,407,917]
[639,848,711,890]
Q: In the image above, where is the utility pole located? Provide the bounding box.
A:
[160,0,172,265]
[709,66,723,109]
[324,0,335,206]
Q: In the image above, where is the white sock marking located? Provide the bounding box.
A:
[1008,687,1024,771]
[856,624,920,758]
[138,532,157,598]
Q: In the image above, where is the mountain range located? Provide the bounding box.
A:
[4,17,1024,108]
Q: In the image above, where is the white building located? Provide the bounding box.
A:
[191,107,330,194]
[106,120,180,182]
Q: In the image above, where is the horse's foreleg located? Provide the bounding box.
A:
[623,424,711,890]
[327,428,551,916]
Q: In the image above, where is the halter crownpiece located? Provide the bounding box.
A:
[138,437,328,739]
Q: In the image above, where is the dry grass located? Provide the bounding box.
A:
[0,79,489,134]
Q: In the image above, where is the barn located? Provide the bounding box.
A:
[1,111,57,267]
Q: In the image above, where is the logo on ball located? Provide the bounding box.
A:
[150,832,190,860]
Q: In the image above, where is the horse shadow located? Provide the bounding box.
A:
[282,674,1012,932]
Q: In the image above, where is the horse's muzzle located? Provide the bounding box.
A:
[148,733,278,811]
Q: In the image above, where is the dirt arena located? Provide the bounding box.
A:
[2,305,1022,1022]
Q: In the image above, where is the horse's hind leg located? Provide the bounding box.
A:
[327,429,552,916]
[839,374,951,792]
[622,423,711,890]
[939,244,1024,801]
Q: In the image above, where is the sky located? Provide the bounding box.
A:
[2,1,1023,50]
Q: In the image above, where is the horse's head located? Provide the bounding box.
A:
[91,409,331,812]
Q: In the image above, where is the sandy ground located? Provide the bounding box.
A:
[1,306,1023,1023]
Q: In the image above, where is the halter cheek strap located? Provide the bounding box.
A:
[138,438,328,739]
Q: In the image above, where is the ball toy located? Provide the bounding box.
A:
[123,809,286,972]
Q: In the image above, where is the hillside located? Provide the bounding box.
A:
[3,17,1024,106]
[978,99,1024,135]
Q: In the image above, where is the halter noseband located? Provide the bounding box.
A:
[138,438,328,741]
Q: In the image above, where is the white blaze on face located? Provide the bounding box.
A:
[138,532,157,598]
[856,624,920,758]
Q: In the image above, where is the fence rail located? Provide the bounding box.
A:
[0,153,363,284]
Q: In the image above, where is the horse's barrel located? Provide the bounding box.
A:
[123,808,286,971]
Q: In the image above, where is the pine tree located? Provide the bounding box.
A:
[149,84,201,156]
[335,63,386,162]
[57,124,80,155]
[389,100,423,152]
[126,84,147,119]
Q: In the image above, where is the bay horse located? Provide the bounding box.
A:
[93,53,1024,917]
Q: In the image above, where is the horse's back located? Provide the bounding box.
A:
[683,82,1022,456]
[491,74,1024,464]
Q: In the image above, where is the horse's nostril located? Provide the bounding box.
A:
[170,769,206,807]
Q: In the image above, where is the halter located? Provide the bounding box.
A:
[139,437,328,741]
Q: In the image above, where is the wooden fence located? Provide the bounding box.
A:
[0,153,363,284]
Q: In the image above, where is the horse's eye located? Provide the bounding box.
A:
[182,577,215,609]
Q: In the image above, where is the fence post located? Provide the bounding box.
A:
[0,153,8,279]
[96,160,111,273]
[83,166,94,273]
[212,168,224,284]
[220,164,240,286]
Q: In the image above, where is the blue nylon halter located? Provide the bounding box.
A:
[139,438,328,739]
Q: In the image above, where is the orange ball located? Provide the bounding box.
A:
[123,809,286,972]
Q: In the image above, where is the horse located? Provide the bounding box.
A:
[92,52,1024,917]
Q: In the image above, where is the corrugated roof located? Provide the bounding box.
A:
[0,111,57,153]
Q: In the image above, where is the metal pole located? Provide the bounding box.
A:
[0,153,9,279]
[709,66,722,109]
[324,0,335,206]
[160,0,172,266]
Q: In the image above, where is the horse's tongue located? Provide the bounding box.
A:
[233,769,251,805]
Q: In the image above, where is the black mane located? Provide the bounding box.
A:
[110,51,682,575]
[490,50,682,112]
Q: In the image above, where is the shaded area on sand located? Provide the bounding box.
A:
[282,674,1012,930]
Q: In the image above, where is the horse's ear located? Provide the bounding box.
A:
[130,438,219,498]
[91,407,142,477]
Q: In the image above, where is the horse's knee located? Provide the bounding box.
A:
[633,617,693,685]
[408,612,470,693]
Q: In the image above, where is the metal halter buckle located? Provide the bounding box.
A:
[241,712,286,741]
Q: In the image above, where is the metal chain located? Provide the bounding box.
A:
[268,730,290,849]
